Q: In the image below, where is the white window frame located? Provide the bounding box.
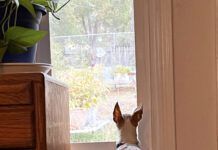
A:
[37,0,177,150]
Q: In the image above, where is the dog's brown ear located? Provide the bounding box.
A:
[131,106,143,127]
[113,102,123,124]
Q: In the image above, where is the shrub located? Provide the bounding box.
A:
[113,65,131,75]
[62,65,108,108]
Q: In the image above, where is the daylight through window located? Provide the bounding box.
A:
[49,0,137,143]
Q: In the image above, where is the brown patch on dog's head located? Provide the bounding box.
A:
[113,102,124,128]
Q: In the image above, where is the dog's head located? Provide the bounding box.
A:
[113,102,143,146]
[113,102,143,128]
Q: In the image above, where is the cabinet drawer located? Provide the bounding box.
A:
[0,82,32,105]
[0,108,34,148]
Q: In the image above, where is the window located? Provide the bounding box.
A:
[37,0,177,149]
[49,0,137,146]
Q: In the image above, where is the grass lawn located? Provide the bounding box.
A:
[71,122,118,143]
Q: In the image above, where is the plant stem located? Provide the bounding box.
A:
[0,1,10,39]
[1,3,16,40]
[55,0,70,12]
[49,0,71,20]
[14,6,18,26]
[7,3,13,30]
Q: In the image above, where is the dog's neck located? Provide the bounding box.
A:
[117,115,139,145]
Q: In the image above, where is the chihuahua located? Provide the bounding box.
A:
[113,102,143,150]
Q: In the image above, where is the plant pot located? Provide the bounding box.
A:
[0,3,46,63]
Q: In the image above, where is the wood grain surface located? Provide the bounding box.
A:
[45,79,70,150]
[0,73,70,150]
[0,82,33,105]
[0,106,34,148]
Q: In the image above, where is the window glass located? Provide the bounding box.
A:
[49,0,136,143]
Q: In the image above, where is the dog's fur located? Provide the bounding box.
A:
[113,102,143,150]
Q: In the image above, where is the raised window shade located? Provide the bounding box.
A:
[49,0,138,149]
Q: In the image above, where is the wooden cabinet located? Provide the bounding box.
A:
[0,73,70,150]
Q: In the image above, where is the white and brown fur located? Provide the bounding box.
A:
[113,102,143,150]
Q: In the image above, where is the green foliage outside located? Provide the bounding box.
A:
[51,41,109,109]
[50,0,134,36]
[58,65,108,108]
[113,65,131,75]
[68,66,108,108]
[50,0,134,66]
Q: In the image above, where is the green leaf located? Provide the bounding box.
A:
[7,41,27,54]
[32,0,49,7]
[5,26,47,47]
[19,0,36,17]
[33,0,58,12]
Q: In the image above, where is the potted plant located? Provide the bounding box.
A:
[0,0,70,63]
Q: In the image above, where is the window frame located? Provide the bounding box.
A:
[134,0,176,149]
[37,0,177,149]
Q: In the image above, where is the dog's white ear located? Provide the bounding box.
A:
[131,105,143,127]
[113,102,123,124]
